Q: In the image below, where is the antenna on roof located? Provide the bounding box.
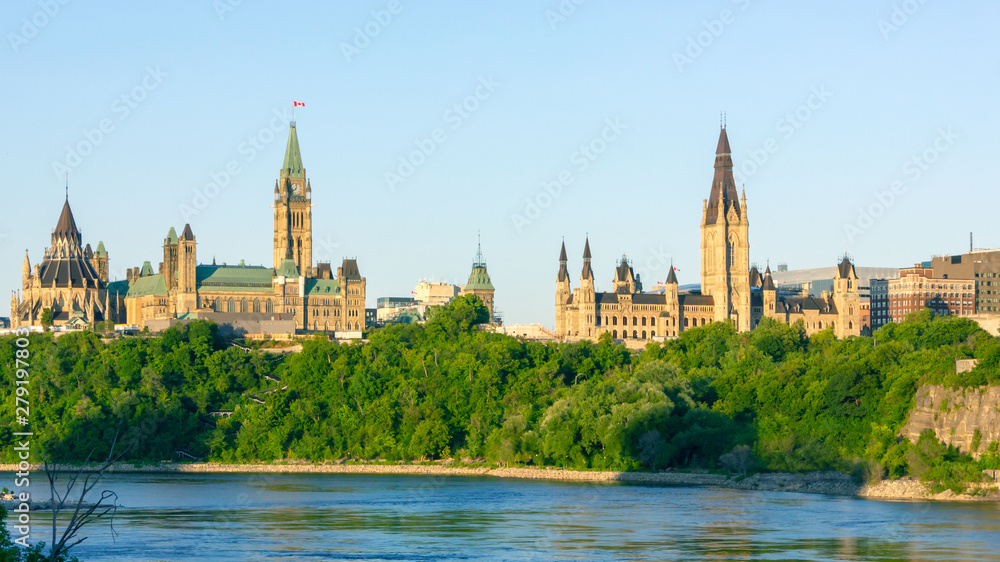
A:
[65,172,69,200]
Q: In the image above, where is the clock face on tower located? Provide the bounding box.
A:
[291,182,302,195]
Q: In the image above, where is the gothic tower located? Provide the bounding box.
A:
[832,256,860,338]
[273,122,313,274]
[162,226,178,291]
[576,237,596,337]
[555,240,571,336]
[700,126,751,332]
[176,223,198,314]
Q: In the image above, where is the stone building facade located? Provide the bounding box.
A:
[555,126,862,341]
[11,197,125,329]
[124,122,366,333]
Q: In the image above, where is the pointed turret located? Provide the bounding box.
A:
[581,237,593,280]
[95,241,107,257]
[762,265,776,291]
[180,223,194,241]
[165,226,178,244]
[705,126,741,225]
[54,197,80,236]
[22,250,31,277]
[666,265,678,285]
[557,240,569,282]
[282,122,305,179]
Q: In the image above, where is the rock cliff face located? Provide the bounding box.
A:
[902,384,1000,458]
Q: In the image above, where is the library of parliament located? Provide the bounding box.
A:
[11,122,370,332]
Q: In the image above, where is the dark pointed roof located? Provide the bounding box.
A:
[282,122,305,179]
[762,266,776,291]
[749,266,761,288]
[340,258,362,280]
[557,241,569,283]
[837,256,856,279]
[705,127,741,225]
[716,127,732,155]
[581,237,593,279]
[180,223,194,240]
[666,266,678,285]
[54,197,80,236]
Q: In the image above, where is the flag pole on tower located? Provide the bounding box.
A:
[292,100,305,123]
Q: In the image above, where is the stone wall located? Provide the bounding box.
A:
[902,384,1000,458]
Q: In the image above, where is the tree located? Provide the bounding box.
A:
[40,309,53,331]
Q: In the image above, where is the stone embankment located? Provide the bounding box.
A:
[4,462,998,502]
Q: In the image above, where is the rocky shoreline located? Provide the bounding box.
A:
[3,462,998,502]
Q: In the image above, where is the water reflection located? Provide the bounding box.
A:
[6,473,999,561]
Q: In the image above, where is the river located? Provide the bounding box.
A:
[7,472,1000,561]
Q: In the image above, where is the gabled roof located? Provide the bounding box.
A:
[197,264,274,292]
[126,274,168,298]
[837,256,856,279]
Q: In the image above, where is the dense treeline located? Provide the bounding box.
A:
[4,295,1000,491]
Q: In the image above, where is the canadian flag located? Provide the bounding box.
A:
[293,101,305,107]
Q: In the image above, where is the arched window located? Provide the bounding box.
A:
[613,316,618,326]
[214,298,221,312]
[849,321,853,330]
[253,299,260,313]
[227,298,235,313]
[641,317,647,326]
[642,330,647,339]
[324,322,329,331]
[651,317,656,326]
[633,330,638,339]
[613,330,618,339]
[240,298,247,313]
[265,300,273,314]
[651,330,656,338]
[684,318,689,327]
[633,316,638,326]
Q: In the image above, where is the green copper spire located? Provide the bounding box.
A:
[281,122,305,179]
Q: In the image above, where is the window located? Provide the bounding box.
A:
[642,317,647,326]
[265,300,273,314]
[240,298,247,313]
[642,330,647,339]
[253,299,260,313]
[227,298,235,313]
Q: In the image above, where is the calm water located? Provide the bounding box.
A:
[7,472,1000,561]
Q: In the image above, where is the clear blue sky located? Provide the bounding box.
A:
[2,1,997,326]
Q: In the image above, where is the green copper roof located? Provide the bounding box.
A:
[106,279,129,295]
[95,241,107,257]
[165,227,178,244]
[465,265,495,291]
[126,274,168,298]
[196,264,274,293]
[282,123,305,179]
[276,258,300,278]
[140,261,155,276]
[305,278,341,295]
